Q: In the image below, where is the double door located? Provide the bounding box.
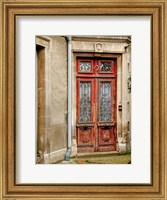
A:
[76,58,117,152]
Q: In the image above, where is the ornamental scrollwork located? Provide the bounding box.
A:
[100,82,111,122]
[80,82,91,122]
[79,62,91,72]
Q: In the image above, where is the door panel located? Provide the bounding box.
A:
[97,79,116,152]
[77,127,94,150]
[76,58,117,153]
[76,78,95,152]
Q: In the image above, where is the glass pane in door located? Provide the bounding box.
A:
[99,82,111,122]
[79,82,91,122]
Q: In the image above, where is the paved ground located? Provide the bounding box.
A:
[56,153,131,164]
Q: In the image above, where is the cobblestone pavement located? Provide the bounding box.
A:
[56,154,131,164]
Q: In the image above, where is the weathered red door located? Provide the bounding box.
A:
[76,58,117,153]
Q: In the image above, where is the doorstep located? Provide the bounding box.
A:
[76,151,119,158]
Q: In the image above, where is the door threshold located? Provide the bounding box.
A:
[76,151,119,158]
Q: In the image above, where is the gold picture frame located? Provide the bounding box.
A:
[0,0,167,199]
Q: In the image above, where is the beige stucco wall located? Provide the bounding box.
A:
[49,36,68,152]
[36,36,68,163]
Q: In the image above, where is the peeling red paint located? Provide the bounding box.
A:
[76,58,117,153]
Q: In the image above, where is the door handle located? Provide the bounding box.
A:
[104,123,112,129]
[94,65,99,71]
[76,124,94,131]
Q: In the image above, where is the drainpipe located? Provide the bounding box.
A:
[64,36,72,160]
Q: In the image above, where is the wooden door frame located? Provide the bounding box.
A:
[72,52,124,154]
